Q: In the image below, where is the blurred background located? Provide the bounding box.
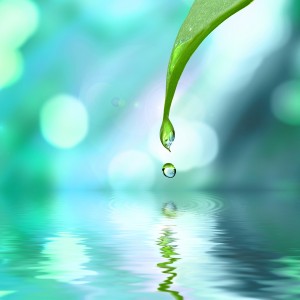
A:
[2,3,300,298]
[0,0,299,192]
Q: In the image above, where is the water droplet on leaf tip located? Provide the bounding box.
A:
[164,133,174,151]
[162,163,176,178]
[160,119,175,151]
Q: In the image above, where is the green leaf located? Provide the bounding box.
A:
[160,0,253,150]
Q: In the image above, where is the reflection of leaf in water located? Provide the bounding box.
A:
[162,202,178,218]
[272,256,300,296]
[157,228,183,300]
[160,0,253,150]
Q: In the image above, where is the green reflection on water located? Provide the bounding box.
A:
[274,256,300,295]
[2,191,300,299]
[157,202,183,300]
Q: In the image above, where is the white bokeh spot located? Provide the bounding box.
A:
[40,94,89,149]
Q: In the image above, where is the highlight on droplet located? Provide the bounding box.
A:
[160,118,175,151]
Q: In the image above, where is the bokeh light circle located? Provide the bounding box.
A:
[108,150,155,190]
[149,119,219,171]
[40,95,89,148]
[0,48,23,88]
[271,80,300,126]
[0,0,39,48]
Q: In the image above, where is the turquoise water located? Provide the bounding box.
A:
[0,191,299,299]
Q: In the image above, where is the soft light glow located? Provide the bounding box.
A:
[35,232,97,284]
[108,0,146,18]
[108,150,155,190]
[149,119,219,171]
[214,0,288,58]
[40,95,89,148]
[0,48,23,88]
[82,0,147,23]
[0,291,16,298]
[0,0,39,48]
[271,80,300,126]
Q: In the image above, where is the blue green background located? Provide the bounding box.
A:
[1,0,300,192]
[1,1,300,299]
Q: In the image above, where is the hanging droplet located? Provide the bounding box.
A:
[160,118,175,151]
[162,163,176,178]
[164,131,174,150]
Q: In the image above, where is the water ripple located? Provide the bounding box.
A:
[177,193,224,216]
[0,192,300,299]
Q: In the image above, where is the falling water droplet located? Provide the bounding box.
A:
[160,118,175,151]
[162,163,176,178]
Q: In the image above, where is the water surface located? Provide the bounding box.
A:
[0,191,299,299]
